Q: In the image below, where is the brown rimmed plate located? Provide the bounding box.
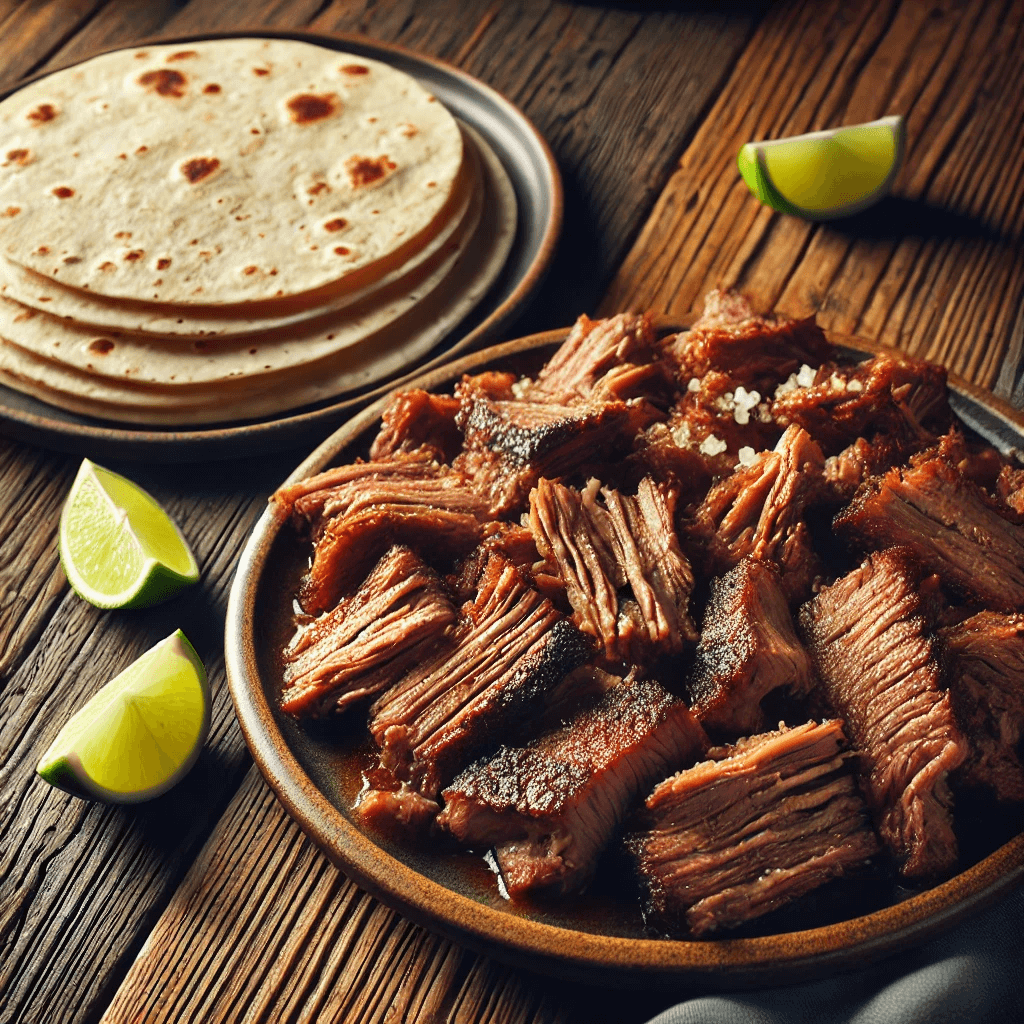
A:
[0,30,561,462]
[224,324,1024,989]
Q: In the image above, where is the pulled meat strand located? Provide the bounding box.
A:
[939,611,1024,802]
[528,476,697,664]
[281,545,456,717]
[365,555,591,807]
[799,548,968,878]
[627,720,879,937]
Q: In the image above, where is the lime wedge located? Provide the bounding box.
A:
[737,116,905,219]
[37,630,209,803]
[59,458,199,609]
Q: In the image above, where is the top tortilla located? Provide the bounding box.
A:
[0,38,464,308]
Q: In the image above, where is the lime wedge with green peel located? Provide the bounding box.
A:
[59,458,199,609]
[37,630,209,803]
[737,115,905,220]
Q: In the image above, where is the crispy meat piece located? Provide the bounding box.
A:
[624,423,714,508]
[369,389,463,463]
[667,370,781,477]
[300,499,489,616]
[449,522,564,606]
[835,452,1024,611]
[529,476,697,664]
[998,464,1024,516]
[686,424,826,602]
[453,390,659,516]
[799,549,968,878]
[281,546,456,717]
[439,678,708,897]
[627,720,879,937]
[689,558,816,737]
[771,353,952,455]
[527,312,662,405]
[272,449,442,536]
[364,555,591,813]
[669,290,833,394]
[939,611,1024,802]
[823,434,907,503]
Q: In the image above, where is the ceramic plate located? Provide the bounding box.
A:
[225,326,1024,988]
[0,31,561,462]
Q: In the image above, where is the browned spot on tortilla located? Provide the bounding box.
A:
[167,50,199,61]
[427,96,436,102]
[118,153,127,160]
[285,93,340,124]
[88,338,114,354]
[204,83,221,94]
[136,145,148,154]
[324,218,347,232]
[346,155,396,189]
[253,67,270,76]
[138,69,187,98]
[115,232,132,239]
[5,148,30,165]
[250,127,261,134]
[124,250,144,261]
[326,333,335,340]
[52,186,74,198]
[400,123,419,138]
[99,261,116,272]
[194,339,209,351]
[367,117,377,123]
[333,246,350,255]
[181,156,220,183]
[153,279,162,286]
[63,255,81,264]
[249,347,257,355]
[3,206,21,217]
[36,246,49,255]
[27,104,57,124]
[157,258,172,270]
[134,51,149,59]
[243,265,258,275]
[307,181,330,197]
[38,296,51,301]
[192,287,203,294]
[341,64,369,75]
[426,181,436,188]
[270,269,278,275]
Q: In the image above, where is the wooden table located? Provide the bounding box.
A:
[3,2,1023,1022]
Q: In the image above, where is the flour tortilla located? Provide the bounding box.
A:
[0,161,475,339]
[0,166,483,386]
[0,121,517,423]
[0,38,464,308]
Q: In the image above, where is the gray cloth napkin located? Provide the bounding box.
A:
[647,887,1024,1024]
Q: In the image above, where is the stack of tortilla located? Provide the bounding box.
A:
[0,37,516,425]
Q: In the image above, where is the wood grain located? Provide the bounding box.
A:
[601,0,1024,398]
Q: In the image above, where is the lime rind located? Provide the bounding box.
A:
[737,115,905,221]
[36,630,210,803]
[59,459,199,609]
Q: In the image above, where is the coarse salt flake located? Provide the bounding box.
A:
[797,363,816,388]
[738,446,757,466]
[732,386,761,424]
[687,377,701,393]
[510,378,532,398]
[672,421,692,446]
[846,379,863,392]
[699,434,728,457]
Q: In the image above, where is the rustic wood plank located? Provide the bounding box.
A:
[0,0,111,93]
[601,0,1024,397]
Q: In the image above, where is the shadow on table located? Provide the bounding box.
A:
[826,195,1022,247]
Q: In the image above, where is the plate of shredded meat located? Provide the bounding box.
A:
[225,291,1024,987]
